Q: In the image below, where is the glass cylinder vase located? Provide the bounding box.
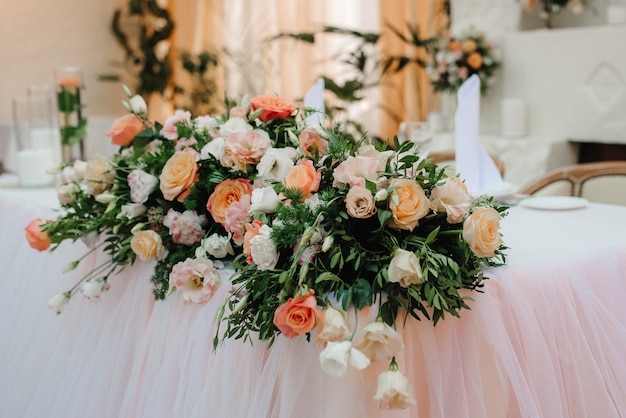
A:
[56,66,87,163]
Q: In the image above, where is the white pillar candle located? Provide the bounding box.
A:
[30,127,62,167]
[501,98,526,138]
[17,148,55,187]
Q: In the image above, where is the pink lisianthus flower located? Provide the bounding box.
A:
[160,110,192,140]
[224,129,271,166]
[169,258,220,304]
[163,208,208,246]
[333,156,382,188]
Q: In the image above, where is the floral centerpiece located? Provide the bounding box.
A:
[521,0,585,27]
[427,31,500,96]
[25,87,507,410]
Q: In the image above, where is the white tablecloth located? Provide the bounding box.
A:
[1,188,625,417]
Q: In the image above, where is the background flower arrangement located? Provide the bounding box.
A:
[427,30,500,95]
[25,87,507,410]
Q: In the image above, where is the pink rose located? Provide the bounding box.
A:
[25,218,51,251]
[107,114,145,146]
[333,156,382,188]
[163,208,208,246]
[160,110,192,140]
[169,258,220,304]
[224,129,271,166]
[430,177,472,224]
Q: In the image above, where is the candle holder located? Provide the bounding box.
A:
[56,67,87,163]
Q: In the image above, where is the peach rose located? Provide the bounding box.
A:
[130,230,165,261]
[283,159,321,201]
[429,177,472,224]
[388,179,429,231]
[273,289,321,338]
[462,206,503,258]
[299,127,329,158]
[448,41,462,52]
[461,40,477,52]
[466,52,483,70]
[251,95,296,122]
[159,148,200,202]
[84,154,115,196]
[25,218,51,251]
[206,178,253,226]
[106,114,144,146]
[345,186,376,219]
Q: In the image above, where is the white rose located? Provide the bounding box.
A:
[249,186,280,214]
[48,292,70,315]
[249,225,278,271]
[121,203,147,219]
[201,137,225,161]
[319,340,370,377]
[201,233,234,259]
[387,248,425,287]
[219,117,252,138]
[80,277,110,301]
[374,369,417,410]
[256,147,297,183]
[129,95,147,115]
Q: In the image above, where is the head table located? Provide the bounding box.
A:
[1,186,625,418]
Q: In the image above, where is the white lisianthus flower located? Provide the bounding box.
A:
[387,249,425,287]
[72,160,87,182]
[316,306,350,346]
[129,94,147,116]
[352,320,405,362]
[249,225,278,271]
[121,203,147,219]
[201,233,234,259]
[200,137,225,160]
[127,169,158,204]
[249,186,280,214]
[195,115,218,133]
[48,292,70,315]
[57,183,79,205]
[219,117,252,138]
[374,368,417,410]
[256,147,297,183]
[319,340,371,377]
[80,277,110,301]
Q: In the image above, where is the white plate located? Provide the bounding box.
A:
[519,196,588,210]
[471,182,519,200]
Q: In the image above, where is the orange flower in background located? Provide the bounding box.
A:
[448,41,462,52]
[159,148,200,202]
[461,40,477,53]
[58,75,81,88]
[273,290,322,338]
[206,178,253,225]
[25,218,51,251]
[466,52,483,70]
[107,114,144,146]
[283,159,321,201]
[251,95,296,122]
[388,179,429,231]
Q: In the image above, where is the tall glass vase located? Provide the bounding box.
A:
[56,67,87,163]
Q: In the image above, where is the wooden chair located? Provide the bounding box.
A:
[429,150,506,177]
[519,160,626,206]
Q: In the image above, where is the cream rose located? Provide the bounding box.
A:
[130,230,165,261]
[388,179,429,231]
[84,154,115,196]
[429,177,472,224]
[159,148,200,202]
[387,248,424,287]
[462,206,503,258]
[345,186,377,219]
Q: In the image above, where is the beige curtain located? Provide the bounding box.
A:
[378,0,448,142]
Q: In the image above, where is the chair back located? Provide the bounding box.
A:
[429,150,505,177]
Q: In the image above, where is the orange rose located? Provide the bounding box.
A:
[462,206,503,258]
[159,148,200,202]
[283,159,321,201]
[25,218,51,251]
[206,178,253,225]
[448,41,462,52]
[106,114,145,146]
[388,178,429,231]
[59,75,81,88]
[251,95,296,122]
[466,52,483,70]
[273,290,322,338]
[461,40,477,53]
